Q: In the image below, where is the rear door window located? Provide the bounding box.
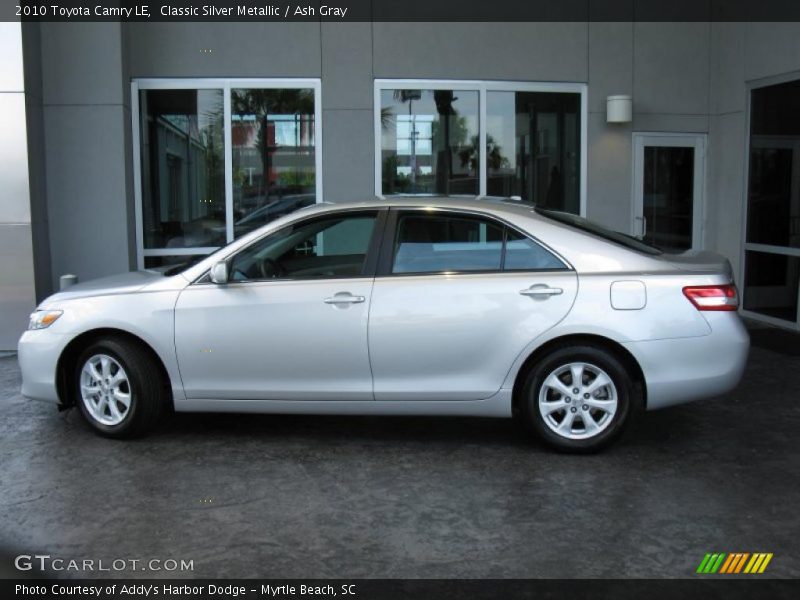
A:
[391,212,566,274]
[392,214,504,274]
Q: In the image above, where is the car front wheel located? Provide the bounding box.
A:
[75,337,166,438]
[520,345,635,452]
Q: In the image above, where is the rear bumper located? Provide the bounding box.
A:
[623,312,750,410]
[17,329,68,403]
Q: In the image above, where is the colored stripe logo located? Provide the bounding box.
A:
[697,553,773,574]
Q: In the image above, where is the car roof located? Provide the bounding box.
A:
[308,195,544,219]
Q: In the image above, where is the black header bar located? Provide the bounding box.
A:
[5,0,800,23]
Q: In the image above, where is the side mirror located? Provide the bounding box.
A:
[209,261,229,284]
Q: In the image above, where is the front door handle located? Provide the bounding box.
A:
[520,285,563,298]
[324,292,365,305]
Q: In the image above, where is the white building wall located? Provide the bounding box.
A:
[0,22,36,350]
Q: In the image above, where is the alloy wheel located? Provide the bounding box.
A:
[538,361,618,440]
[79,354,132,426]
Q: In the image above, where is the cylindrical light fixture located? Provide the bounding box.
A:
[606,95,632,123]
[60,274,78,290]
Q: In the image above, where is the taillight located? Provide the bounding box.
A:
[682,284,739,311]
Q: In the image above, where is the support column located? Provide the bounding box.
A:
[0,22,37,351]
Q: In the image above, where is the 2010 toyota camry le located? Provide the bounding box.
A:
[18,197,749,452]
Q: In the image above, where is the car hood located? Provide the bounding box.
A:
[667,250,733,278]
[40,270,168,305]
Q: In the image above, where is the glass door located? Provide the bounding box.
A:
[742,77,800,330]
[632,133,706,253]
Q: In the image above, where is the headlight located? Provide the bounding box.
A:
[28,310,63,330]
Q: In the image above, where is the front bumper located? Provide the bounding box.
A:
[624,312,750,410]
[18,329,70,403]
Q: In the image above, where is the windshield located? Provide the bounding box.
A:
[534,208,662,256]
[158,237,242,277]
[161,257,206,276]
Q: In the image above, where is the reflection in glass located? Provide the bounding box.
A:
[743,251,800,322]
[139,89,226,249]
[642,146,694,252]
[231,89,317,237]
[380,89,479,195]
[486,91,580,213]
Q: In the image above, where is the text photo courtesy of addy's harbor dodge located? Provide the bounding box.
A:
[30,4,351,19]
[15,583,353,597]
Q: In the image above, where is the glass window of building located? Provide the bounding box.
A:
[138,89,226,252]
[380,89,480,196]
[486,91,581,214]
[376,81,585,215]
[231,88,317,238]
[134,80,320,269]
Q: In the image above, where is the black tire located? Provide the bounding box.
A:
[74,337,167,438]
[520,345,636,453]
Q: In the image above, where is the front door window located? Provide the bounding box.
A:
[230,212,378,281]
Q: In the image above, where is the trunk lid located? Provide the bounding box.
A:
[665,249,733,278]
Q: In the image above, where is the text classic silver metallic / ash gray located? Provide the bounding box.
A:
[18,198,749,452]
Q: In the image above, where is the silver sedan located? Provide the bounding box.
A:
[18,198,749,452]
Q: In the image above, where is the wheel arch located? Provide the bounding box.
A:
[56,328,173,410]
[511,333,647,416]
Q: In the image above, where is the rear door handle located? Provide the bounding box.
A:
[324,293,365,304]
[520,285,563,298]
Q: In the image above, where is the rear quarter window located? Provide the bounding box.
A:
[504,228,567,270]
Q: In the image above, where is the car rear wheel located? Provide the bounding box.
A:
[520,345,634,452]
[75,337,166,438]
